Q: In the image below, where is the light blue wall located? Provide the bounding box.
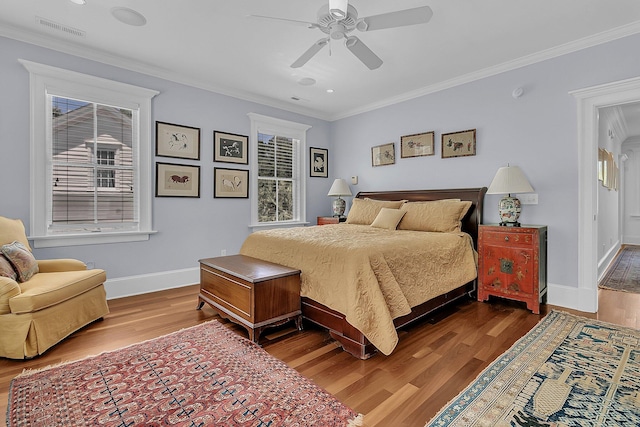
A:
[331,33,640,290]
[3,32,640,297]
[0,36,332,283]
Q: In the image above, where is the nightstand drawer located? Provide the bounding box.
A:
[481,229,535,247]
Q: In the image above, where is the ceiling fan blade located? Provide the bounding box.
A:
[291,38,329,68]
[357,6,433,32]
[249,14,319,29]
[344,36,383,70]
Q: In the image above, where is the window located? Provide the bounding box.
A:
[248,113,311,228]
[21,59,159,247]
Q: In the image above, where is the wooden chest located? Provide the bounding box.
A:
[198,255,302,343]
[477,225,547,314]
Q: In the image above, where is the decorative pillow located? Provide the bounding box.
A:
[398,200,472,232]
[1,241,39,282]
[0,255,17,281]
[345,198,406,225]
[370,208,406,230]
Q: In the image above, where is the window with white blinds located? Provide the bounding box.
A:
[248,113,311,227]
[21,59,158,248]
[51,97,135,230]
[257,133,295,222]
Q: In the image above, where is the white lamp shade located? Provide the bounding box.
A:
[486,165,534,195]
[327,178,352,197]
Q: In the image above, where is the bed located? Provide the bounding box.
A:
[240,187,487,359]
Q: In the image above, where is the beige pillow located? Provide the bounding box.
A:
[398,200,472,232]
[371,208,406,230]
[345,198,406,225]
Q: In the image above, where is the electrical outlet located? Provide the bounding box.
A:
[221,249,227,256]
[351,176,358,185]
[518,193,538,205]
[86,261,95,269]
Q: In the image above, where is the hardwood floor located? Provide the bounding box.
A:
[1,285,633,427]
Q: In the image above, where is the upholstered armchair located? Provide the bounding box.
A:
[0,216,109,359]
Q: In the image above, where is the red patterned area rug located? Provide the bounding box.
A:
[599,245,640,293]
[7,320,363,426]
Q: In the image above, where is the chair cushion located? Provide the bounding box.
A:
[9,269,106,314]
[0,216,31,251]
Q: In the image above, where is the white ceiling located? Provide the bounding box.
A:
[2,1,640,121]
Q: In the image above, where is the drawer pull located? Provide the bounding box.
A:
[504,236,509,242]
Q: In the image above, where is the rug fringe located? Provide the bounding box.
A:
[348,413,364,426]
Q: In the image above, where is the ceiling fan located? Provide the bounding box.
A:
[252,0,433,70]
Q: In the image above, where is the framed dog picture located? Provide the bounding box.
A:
[214,167,249,198]
[441,129,476,158]
[214,131,248,165]
[310,147,328,177]
[155,162,200,198]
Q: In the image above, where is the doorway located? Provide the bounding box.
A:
[572,75,640,313]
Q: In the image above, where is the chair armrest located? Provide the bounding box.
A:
[0,277,21,314]
[37,259,88,273]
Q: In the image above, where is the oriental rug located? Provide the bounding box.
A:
[599,245,640,293]
[7,320,363,427]
[426,310,640,426]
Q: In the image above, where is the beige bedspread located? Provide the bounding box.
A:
[240,224,477,355]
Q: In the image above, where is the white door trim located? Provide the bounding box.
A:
[571,75,640,313]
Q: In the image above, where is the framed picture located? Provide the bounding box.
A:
[310,147,328,177]
[155,121,200,160]
[214,131,248,164]
[371,142,396,167]
[155,162,200,198]
[214,167,249,198]
[400,131,434,158]
[441,129,476,158]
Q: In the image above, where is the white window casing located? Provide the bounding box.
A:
[20,59,159,247]
[248,113,311,229]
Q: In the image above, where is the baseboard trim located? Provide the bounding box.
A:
[547,282,597,313]
[104,270,597,314]
[105,267,199,300]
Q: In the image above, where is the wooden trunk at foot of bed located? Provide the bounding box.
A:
[302,187,487,359]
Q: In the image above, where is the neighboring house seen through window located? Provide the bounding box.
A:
[21,59,158,247]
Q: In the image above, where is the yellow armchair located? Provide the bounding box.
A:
[0,217,109,359]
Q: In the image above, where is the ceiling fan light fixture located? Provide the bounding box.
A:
[329,0,348,20]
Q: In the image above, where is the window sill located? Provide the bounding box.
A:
[248,221,309,231]
[29,230,158,248]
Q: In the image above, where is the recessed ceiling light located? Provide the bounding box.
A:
[111,7,147,26]
[69,0,86,4]
[297,77,316,86]
[326,89,334,93]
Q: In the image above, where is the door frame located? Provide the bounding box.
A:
[571,75,640,312]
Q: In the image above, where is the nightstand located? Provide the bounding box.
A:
[317,216,346,225]
[477,225,547,314]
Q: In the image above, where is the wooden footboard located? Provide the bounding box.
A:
[302,281,476,359]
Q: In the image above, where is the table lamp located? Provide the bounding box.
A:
[486,165,534,226]
[327,178,352,217]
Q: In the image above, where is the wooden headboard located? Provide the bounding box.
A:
[355,187,488,248]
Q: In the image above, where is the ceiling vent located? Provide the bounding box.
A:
[36,16,86,38]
